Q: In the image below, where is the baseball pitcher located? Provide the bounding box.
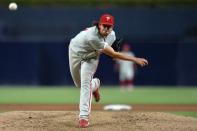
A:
[68,13,148,128]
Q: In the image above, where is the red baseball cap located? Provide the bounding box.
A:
[99,14,114,26]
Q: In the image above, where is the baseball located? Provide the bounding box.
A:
[9,2,18,11]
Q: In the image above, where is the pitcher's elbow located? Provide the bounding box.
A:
[112,53,118,58]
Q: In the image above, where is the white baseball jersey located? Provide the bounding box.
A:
[69,26,116,120]
[69,26,116,60]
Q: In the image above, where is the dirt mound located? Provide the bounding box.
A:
[0,111,197,131]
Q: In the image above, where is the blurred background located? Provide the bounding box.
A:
[0,0,197,116]
[0,0,197,86]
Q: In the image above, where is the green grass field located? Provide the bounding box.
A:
[0,86,196,104]
[0,86,197,117]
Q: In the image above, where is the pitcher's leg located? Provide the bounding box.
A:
[69,49,81,88]
[79,59,98,119]
[91,78,100,92]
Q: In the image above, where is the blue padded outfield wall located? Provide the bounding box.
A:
[0,7,197,86]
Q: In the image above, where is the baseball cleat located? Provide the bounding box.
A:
[93,78,100,102]
[79,119,89,128]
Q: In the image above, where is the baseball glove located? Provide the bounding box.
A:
[111,38,124,52]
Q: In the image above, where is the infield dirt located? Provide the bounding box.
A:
[0,111,197,131]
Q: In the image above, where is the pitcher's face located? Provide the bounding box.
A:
[99,24,113,37]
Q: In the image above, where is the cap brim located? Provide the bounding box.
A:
[99,22,114,26]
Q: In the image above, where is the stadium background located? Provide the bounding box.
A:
[0,0,197,118]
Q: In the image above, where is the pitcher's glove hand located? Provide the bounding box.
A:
[111,38,124,52]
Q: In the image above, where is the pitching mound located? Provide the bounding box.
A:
[0,111,197,131]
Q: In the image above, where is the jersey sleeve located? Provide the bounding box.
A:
[89,30,116,51]
[89,40,108,51]
[105,31,116,46]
